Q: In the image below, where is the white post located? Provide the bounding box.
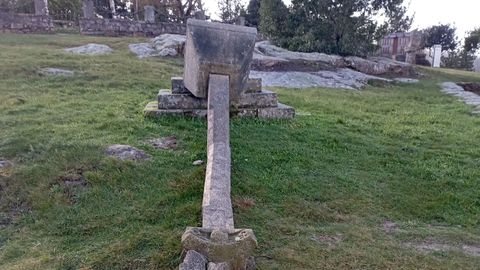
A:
[432,44,442,68]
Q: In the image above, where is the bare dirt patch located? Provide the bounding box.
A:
[55,167,92,204]
[147,136,178,150]
[233,196,256,211]
[0,158,13,177]
[406,238,480,257]
[311,234,344,248]
[105,144,150,161]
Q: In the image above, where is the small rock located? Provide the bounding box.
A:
[394,78,419,83]
[38,68,75,76]
[65,43,113,55]
[129,34,186,58]
[105,144,150,161]
[179,250,207,270]
[208,262,229,270]
[152,34,186,56]
[193,160,204,166]
[148,136,178,150]
[128,43,157,58]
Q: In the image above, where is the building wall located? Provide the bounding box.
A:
[0,12,54,33]
[79,18,186,37]
[379,34,412,59]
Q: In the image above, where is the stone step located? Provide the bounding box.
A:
[158,89,278,109]
[145,101,295,119]
[171,77,262,94]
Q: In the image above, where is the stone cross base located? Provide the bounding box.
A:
[180,227,257,270]
[144,77,295,119]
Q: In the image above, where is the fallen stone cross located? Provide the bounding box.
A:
[146,19,295,269]
[144,20,295,119]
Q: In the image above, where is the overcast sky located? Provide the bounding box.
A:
[204,0,479,40]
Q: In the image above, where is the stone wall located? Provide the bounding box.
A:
[0,12,54,33]
[79,18,186,37]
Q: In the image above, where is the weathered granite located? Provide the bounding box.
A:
[253,40,345,70]
[180,250,207,270]
[128,43,157,58]
[183,19,257,100]
[202,74,234,231]
[249,69,391,90]
[65,44,113,55]
[345,56,416,76]
[440,82,480,114]
[208,262,230,270]
[152,34,186,56]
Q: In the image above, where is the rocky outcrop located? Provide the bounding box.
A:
[129,34,186,58]
[440,82,480,114]
[345,56,416,76]
[65,44,113,55]
[252,41,345,71]
[131,34,417,82]
[250,68,391,90]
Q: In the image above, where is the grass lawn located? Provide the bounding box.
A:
[1,33,480,270]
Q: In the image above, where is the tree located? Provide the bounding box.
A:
[422,24,457,51]
[260,0,413,56]
[464,28,480,53]
[443,49,476,70]
[259,0,288,44]
[48,0,82,21]
[245,0,260,27]
[217,0,244,23]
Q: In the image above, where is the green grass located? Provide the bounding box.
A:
[1,33,480,269]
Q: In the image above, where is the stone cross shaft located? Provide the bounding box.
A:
[180,19,258,270]
[202,74,234,231]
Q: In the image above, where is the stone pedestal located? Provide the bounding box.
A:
[144,5,155,23]
[82,0,94,19]
[144,77,295,119]
[34,0,49,16]
[182,227,257,270]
